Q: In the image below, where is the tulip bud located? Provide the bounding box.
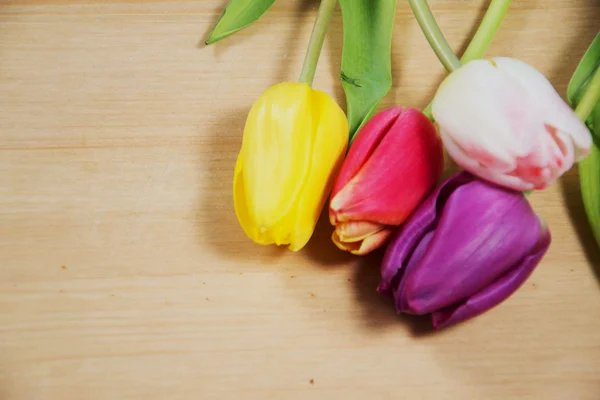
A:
[234,82,348,251]
[377,171,551,329]
[329,108,443,255]
[432,57,592,191]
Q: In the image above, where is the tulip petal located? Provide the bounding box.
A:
[393,230,435,304]
[431,222,551,328]
[335,220,386,242]
[433,57,592,192]
[378,172,474,295]
[233,151,259,242]
[550,106,593,160]
[241,83,314,236]
[433,60,538,167]
[441,129,535,191]
[234,82,348,251]
[504,123,574,190]
[331,108,443,225]
[331,107,403,201]
[492,57,592,158]
[287,88,349,251]
[545,123,575,175]
[333,227,394,255]
[396,179,542,316]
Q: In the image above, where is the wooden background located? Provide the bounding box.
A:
[1,0,599,398]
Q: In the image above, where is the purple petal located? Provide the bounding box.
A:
[432,223,551,328]
[397,179,542,315]
[377,172,474,296]
[394,231,435,304]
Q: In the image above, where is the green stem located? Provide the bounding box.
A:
[575,65,600,121]
[408,0,461,73]
[461,0,512,63]
[422,0,512,119]
[298,0,337,86]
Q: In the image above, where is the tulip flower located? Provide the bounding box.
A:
[329,108,444,255]
[233,82,348,251]
[432,57,592,191]
[377,171,551,329]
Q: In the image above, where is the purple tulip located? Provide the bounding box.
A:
[377,171,551,329]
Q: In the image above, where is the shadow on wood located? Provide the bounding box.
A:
[350,247,436,336]
[560,170,600,286]
[196,109,286,262]
[303,208,355,267]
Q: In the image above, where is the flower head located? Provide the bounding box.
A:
[329,108,443,255]
[378,172,551,329]
[432,57,592,191]
[234,82,348,251]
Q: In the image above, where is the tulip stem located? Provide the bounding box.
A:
[299,0,338,87]
[460,0,512,64]
[408,0,462,73]
[421,0,512,120]
[575,65,600,122]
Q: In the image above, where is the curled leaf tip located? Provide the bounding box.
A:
[205,0,276,45]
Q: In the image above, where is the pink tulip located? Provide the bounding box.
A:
[329,107,444,255]
[432,57,592,191]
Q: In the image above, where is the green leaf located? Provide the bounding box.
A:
[567,33,600,247]
[579,139,600,247]
[567,33,600,114]
[339,0,396,141]
[567,32,600,138]
[205,0,276,45]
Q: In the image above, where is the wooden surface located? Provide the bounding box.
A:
[1,0,599,398]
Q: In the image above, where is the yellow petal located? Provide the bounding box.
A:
[233,82,348,251]
[335,220,386,243]
[287,88,349,251]
[233,149,265,245]
[332,227,393,255]
[241,83,313,232]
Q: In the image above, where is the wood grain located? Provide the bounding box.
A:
[0,0,599,398]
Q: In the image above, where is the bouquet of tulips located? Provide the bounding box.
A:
[206,0,600,329]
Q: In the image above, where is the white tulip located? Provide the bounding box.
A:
[432,57,592,191]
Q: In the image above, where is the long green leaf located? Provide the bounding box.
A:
[205,0,276,45]
[567,33,600,247]
[339,0,396,141]
[568,33,600,122]
[579,140,600,247]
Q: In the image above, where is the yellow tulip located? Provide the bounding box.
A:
[233,82,349,251]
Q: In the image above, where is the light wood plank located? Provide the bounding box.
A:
[0,0,599,398]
